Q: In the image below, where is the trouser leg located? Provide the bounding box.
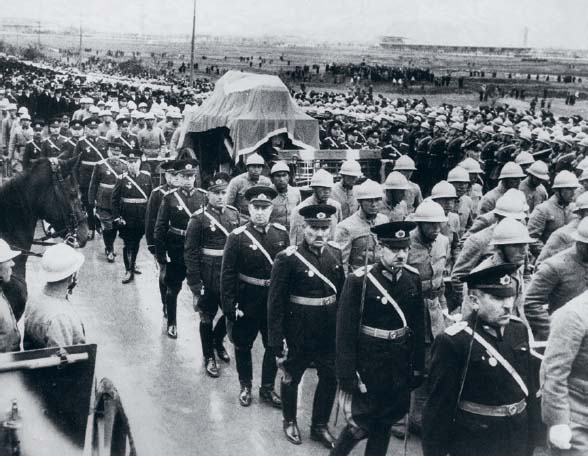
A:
[165,288,179,326]
[122,245,130,270]
[260,317,277,387]
[213,315,227,346]
[235,346,253,387]
[329,425,361,456]
[312,354,337,426]
[199,317,215,359]
[280,380,299,422]
[364,426,392,456]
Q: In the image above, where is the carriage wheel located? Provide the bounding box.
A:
[91,378,137,456]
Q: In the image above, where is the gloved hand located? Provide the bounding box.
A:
[338,377,358,394]
[549,424,572,450]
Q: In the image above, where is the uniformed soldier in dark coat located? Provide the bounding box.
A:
[268,204,345,448]
[59,119,84,160]
[41,117,67,159]
[114,116,140,154]
[154,159,206,338]
[422,263,537,456]
[220,186,288,407]
[88,140,129,262]
[145,162,177,317]
[112,148,152,284]
[75,118,109,238]
[22,120,44,171]
[332,221,425,456]
[185,173,240,377]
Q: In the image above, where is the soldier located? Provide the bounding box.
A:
[112,148,153,284]
[422,263,536,456]
[59,119,84,160]
[332,221,424,456]
[478,162,526,215]
[220,186,288,407]
[112,116,140,154]
[98,109,114,138]
[518,160,549,213]
[331,159,361,220]
[290,169,342,245]
[527,170,578,253]
[459,157,484,215]
[145,161,178,317]
[268,204,345,448]
[59,114,71,138]
[8,112,32,173]
[185,173,240,377]
[225,153,272,219]
[541,289,588,455]
[75,118,109,239]
[72,96,93,121]
[393,155,423,213]
[154,159,205,338]
[335,180,388,273]
[41,118,67,159]
[447,166,475,236]
[137,112,166,174]
[380,171,409,221]
[514,150,535,174]
[525,218,588,341]
[0,239,21,353]
[88,141,129,262]
[429,181,461,273]
[269,161,301,231]
[130,110,144,135]
[22,119,44,171]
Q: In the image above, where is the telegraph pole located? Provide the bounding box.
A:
[78,18,83,68]
[189,0,196,87]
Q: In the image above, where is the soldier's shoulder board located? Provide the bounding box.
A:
[353,265,374,277]
[403,264,420,275]
[272,222,287,232]
[140,170,151,176]
[285,246,297,256]
[232,225,247,234]
[26,139,34,144]
[226,204,239,212]
[191,208,204,217]
[444,321,468,336]
[196,188,208,195]
[327,240,341,250]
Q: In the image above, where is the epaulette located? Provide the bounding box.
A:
[226,204,238,212]
[197,188,208,194]
[353,265,374,277]
[191,208,204,217]
[59,135,68,140]
[272,222,287,232]
[140,170,151,175]
[26,139,33,144]
[444,321,468,336]
[233,225,247,234]
[403,264,420,275]
[327,240,341,249]
[285,245,297,256]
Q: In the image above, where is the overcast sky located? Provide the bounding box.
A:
[1,0,587,48]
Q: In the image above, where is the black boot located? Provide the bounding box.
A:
[165,289,178,339]
[239,385,252,407]
[281,381,301,445]
[310,424,336,449]
[200,321,214,360]
[259,384,282,409]
[364,427,392,456]
[122,246,130,270]
[329,425,360,456]
[205,357,219,378]
[213,317,230,362]
[130,245,141,274]
[122,271,134,284]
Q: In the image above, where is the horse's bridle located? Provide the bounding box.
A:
[37,158,83,248]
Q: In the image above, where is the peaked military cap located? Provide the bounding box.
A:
[244,185,277,205]
[173,159,199,174]
[371,221,416,248]
[207,172,231,192]
[461,263,518,297]
[70,119,84,130]
[32,119,45,130]
[299,204,336,227]
[84,118,100,128]
[48,118,61,128]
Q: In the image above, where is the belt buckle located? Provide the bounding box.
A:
[387,331,397,340]
[263,279,270,287]
[507,404,518,416]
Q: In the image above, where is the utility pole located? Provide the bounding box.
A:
[78,18,83,68]
[189,0,196,87]
[37,20,41,48]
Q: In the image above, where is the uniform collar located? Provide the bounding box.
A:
[302,239,323,257]
[207,204,224,214]
[180,188,195,197]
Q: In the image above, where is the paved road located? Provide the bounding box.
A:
[24,235,424,456]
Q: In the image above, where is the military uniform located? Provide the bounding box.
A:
[8,124,33,172]
[477,181,507,215]
[270,185,301,231]
[290,195,342,245]
[59,135,81,160]
[519,177,548,213]
[22,137,43,170]
[220,196,289,402]
[331,181,358,220]
[456,194,475,237]
[225,172,272,218]
[379,199,408,222]
[405,181,423,213]
[536,218,579,264]
[41,134,67,159]
[137,125,166,173]
[527,194,576,247]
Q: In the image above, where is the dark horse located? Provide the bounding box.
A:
[0,157,89,319]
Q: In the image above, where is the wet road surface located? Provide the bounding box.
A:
[24,234,423,456]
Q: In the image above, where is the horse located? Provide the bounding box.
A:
[0,157,89,319]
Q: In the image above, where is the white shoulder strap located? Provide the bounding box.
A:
[293,250,337,294]
[125,174,148,200]
[243,229,273,266]
[173,191,193,217]
[203,210,230,237]
[366,272,407,327]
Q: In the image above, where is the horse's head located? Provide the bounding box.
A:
[31,158,89,248]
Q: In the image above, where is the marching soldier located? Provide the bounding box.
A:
[76,118,109,239]
[268,204,346,448]
[220,186,288,408]
[518,160,549,213]
[154,159,206,338]
[422,263,536,456]
[478,162,526,215]
[88,141,129,262]
[185,173,240,377]
[112,148,153,284]
[269,161,301,232]
[145,162,178,317]
[22,119,44,171]
[331,160,361,220]
[335,179,388,273]
[380,171,410,221]
[393,155,423,213]
[225,153,272,219]
[41,118,67,159]
[59,119,84,160]
[137,112,166,174]
[332,221,425,456]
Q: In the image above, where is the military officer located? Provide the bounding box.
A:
[22,119,44,171]
[225,153,272,219]
[478,162,526,215]
[335,179,388,273]
[185,173,240,377]
[154,159,205,338]
[268,204,345,448]
[518,160,549,213]
[41,117,67,159]
[220,186,288,408]
[59,119,84,160]
[380,171,410,221]
[113,116,140,154]
[332,221,424,456]
[289,169,343,245]
[76,118,109,239]
[393,155,423,213]
[145,161,178,317]
[331,160,361,220]
[422,263,536,456]
[112,148,153,284]
[88,140,129,262]
[269,161,301,231]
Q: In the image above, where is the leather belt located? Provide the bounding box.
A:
[360,325,409,340]
[99,183,115,189]
[239,273,270,287]
[459,399,526,417]
[122,197,148,204]
[290,295,336,306]
[169,226,186,236]
[202,248,224,257]
[81,160,98,166]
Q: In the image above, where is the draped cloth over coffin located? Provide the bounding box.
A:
[179,71,319,160]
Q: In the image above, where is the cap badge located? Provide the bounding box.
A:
[500,275,511,285]
[215,179,224,185]
[395,230,405,238]
[185,164,193,170]
[257,194,269,201]
[316,212,326,220]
